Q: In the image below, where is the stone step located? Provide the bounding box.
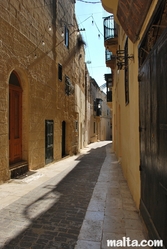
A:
[9,161,29,179]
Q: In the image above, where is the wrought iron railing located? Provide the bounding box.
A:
[94,98,102,116]
[104,15,118,41]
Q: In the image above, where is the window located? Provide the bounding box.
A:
[65,26,69,48]
[96,98,102,116]
[45,120,54,164]
[93,98,102,116]
[94,122,96,133]
[124,38,129,105]
[75,120,78,132]
[58,63,62,81]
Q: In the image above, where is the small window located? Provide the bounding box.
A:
[75,120,78,132]
[58,63,62,81]
[65,26,69,48]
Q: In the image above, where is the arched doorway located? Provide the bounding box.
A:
[9,71,22,165]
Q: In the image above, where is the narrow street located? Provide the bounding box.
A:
[0,141,148,249]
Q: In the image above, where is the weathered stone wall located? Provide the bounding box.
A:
[0,0,86,182]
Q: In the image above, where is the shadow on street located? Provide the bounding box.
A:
[1,143,111,249]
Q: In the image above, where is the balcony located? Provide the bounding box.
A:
[104,15,118,55]
[105,49,116,70]
[94,98,103,117]
[104,73,113,88]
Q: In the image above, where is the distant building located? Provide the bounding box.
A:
[89,77,111,143]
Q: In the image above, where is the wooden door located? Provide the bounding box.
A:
[139,28,167,245]
[62,121,66,157]
[9,84,22,164]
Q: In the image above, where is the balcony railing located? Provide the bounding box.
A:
[104,15,118,42]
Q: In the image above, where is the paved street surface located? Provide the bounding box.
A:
[0,141,149,249]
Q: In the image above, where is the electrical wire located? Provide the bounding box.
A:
[78,14,103,37]
[0,3,53,58]
[77,11,104,16]
[92,15,104,37]
[76,16,94,77]
[78,15,93,25]
[77,0,101,3]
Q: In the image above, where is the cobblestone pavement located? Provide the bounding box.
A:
[0,142,108,249]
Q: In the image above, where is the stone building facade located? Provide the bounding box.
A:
[0,0,111,183]
[89,77,111,143]
[0,0,86,182]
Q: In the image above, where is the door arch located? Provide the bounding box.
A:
[9,71,22,164]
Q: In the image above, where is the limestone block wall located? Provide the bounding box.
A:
[0,0,86,182]
[0,53,9,182]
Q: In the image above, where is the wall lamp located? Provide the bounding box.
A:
[116,47,134,70]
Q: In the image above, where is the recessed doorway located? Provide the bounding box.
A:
[9,71,22,165]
